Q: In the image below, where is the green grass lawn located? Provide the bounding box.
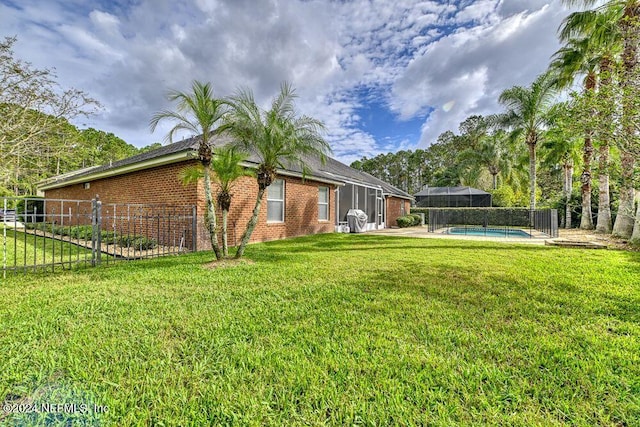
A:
[1,234,639,425]
[1,225,96,273]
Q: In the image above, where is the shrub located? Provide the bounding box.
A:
[396,215,416,228]
[410,208,429,225]
[101,231,117,244]
[410,213,423,226]
[32,222,55,233]
[118,235,157,250]
[67,225,93,240]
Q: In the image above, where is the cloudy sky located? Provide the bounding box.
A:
[1,0,581,164]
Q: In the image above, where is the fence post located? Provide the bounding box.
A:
[2,198,6,279]
[192,206,197,252]
[91,197,102,266]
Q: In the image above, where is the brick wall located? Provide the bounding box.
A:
[386,197,411,227]
[43,162,201,248]
[196,174,336,249]
[44,161,201,206]
[45,161,336,250]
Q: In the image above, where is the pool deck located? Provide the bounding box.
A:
[367,226,550,245]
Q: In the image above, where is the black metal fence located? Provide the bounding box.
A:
[426,208,558,238]
[2,197,197,276]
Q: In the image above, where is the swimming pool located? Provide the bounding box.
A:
[447,227,532,238]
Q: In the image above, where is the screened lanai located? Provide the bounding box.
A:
[336,182,385,231]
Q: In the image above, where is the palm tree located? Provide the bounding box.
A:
[549,37,599,229]
[542,103,582,228]
[561,1,639,238]
[224,82,332,258]
[150,80,227,260]
[210,146,254,256]
[458,130,510,190]
[498,72,558,210]
[181,145,253,257]
[555,7,622,232]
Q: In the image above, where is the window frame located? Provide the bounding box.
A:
[318,186,329,221]
[266,179,285,223]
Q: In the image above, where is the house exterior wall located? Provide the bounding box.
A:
[44,161,337,250]
[43,161,201,249]
[386,197,411,227]
[43,161,201,206]
[195,174,336,249]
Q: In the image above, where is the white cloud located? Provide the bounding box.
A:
[2,0,577,164]
[391,1,569,146]
[454,0,497,23]
[89,10,121,36]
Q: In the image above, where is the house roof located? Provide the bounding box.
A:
[39,135,413,200]
[414,186,491,197]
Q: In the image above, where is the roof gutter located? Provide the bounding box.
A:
[274,169,345,187]
[237,160,346,187]
[382,192,414,201]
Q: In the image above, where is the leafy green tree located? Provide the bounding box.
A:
[77,128,139,168]
[498,72,558,210]
[138,142,163,153]
[211,146,254,256]
[1,36,99,194]
[150,80,227,260]
[458,115,489,151]
[224,82,331,258]
[427,130,467,187]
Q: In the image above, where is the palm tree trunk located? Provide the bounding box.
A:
[565,164,573,229]
[631,195,640,246]
[222,209,228,257]
[580,72,596,230]
[203,166,222,260]
[615,5,640,239]
[612,151,635,239]
[579,135,594,229]
[235,187,266,259]
[596,57,613,234]
[528,142,536,211]
[596,143,612,233]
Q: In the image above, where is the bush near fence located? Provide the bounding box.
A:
[24,223,158,250]
[410,208,430,225]
[422,207,534,228]
[396,214,423,228]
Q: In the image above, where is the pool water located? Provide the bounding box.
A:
[448,227,532,238]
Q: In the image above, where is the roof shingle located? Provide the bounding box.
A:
[41,135,412,199]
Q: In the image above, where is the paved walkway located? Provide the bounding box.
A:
[367,226,550,245]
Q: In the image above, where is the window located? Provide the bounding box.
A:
[267,179,285,222]
[318,186,329,221]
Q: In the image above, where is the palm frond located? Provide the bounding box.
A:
[180,165,204,185]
